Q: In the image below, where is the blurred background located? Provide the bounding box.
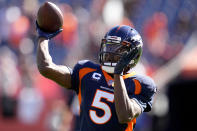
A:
[0,0,197,131]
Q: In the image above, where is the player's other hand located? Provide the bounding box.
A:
[114,48,139,75]
[36,21,63,40]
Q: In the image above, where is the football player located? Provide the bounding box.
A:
[36,23,157,131]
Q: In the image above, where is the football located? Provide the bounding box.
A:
[37,2,63,33]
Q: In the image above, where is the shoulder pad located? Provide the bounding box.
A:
[76,60,100,69]
[77,60,90,65]
[134,75,157,93]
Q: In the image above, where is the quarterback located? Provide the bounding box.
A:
[36,23,157,131]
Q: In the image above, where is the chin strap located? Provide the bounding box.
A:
[101,66,115,74]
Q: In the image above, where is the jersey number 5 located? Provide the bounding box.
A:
[89,89,114,124]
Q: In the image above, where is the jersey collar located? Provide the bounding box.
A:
[101,68,136,86]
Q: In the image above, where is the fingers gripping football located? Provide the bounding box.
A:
[36,21,63,39]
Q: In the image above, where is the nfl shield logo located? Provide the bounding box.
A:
[108,80,114,87]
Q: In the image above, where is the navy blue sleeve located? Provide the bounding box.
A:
[71,60,90,93]
[130,76,157,112]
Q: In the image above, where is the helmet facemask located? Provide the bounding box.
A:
[99,38,138,74]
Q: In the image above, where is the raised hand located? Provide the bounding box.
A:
[36,21,63,40]
[114,48,139,75]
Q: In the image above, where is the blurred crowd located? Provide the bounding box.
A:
[0,0,197,131]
